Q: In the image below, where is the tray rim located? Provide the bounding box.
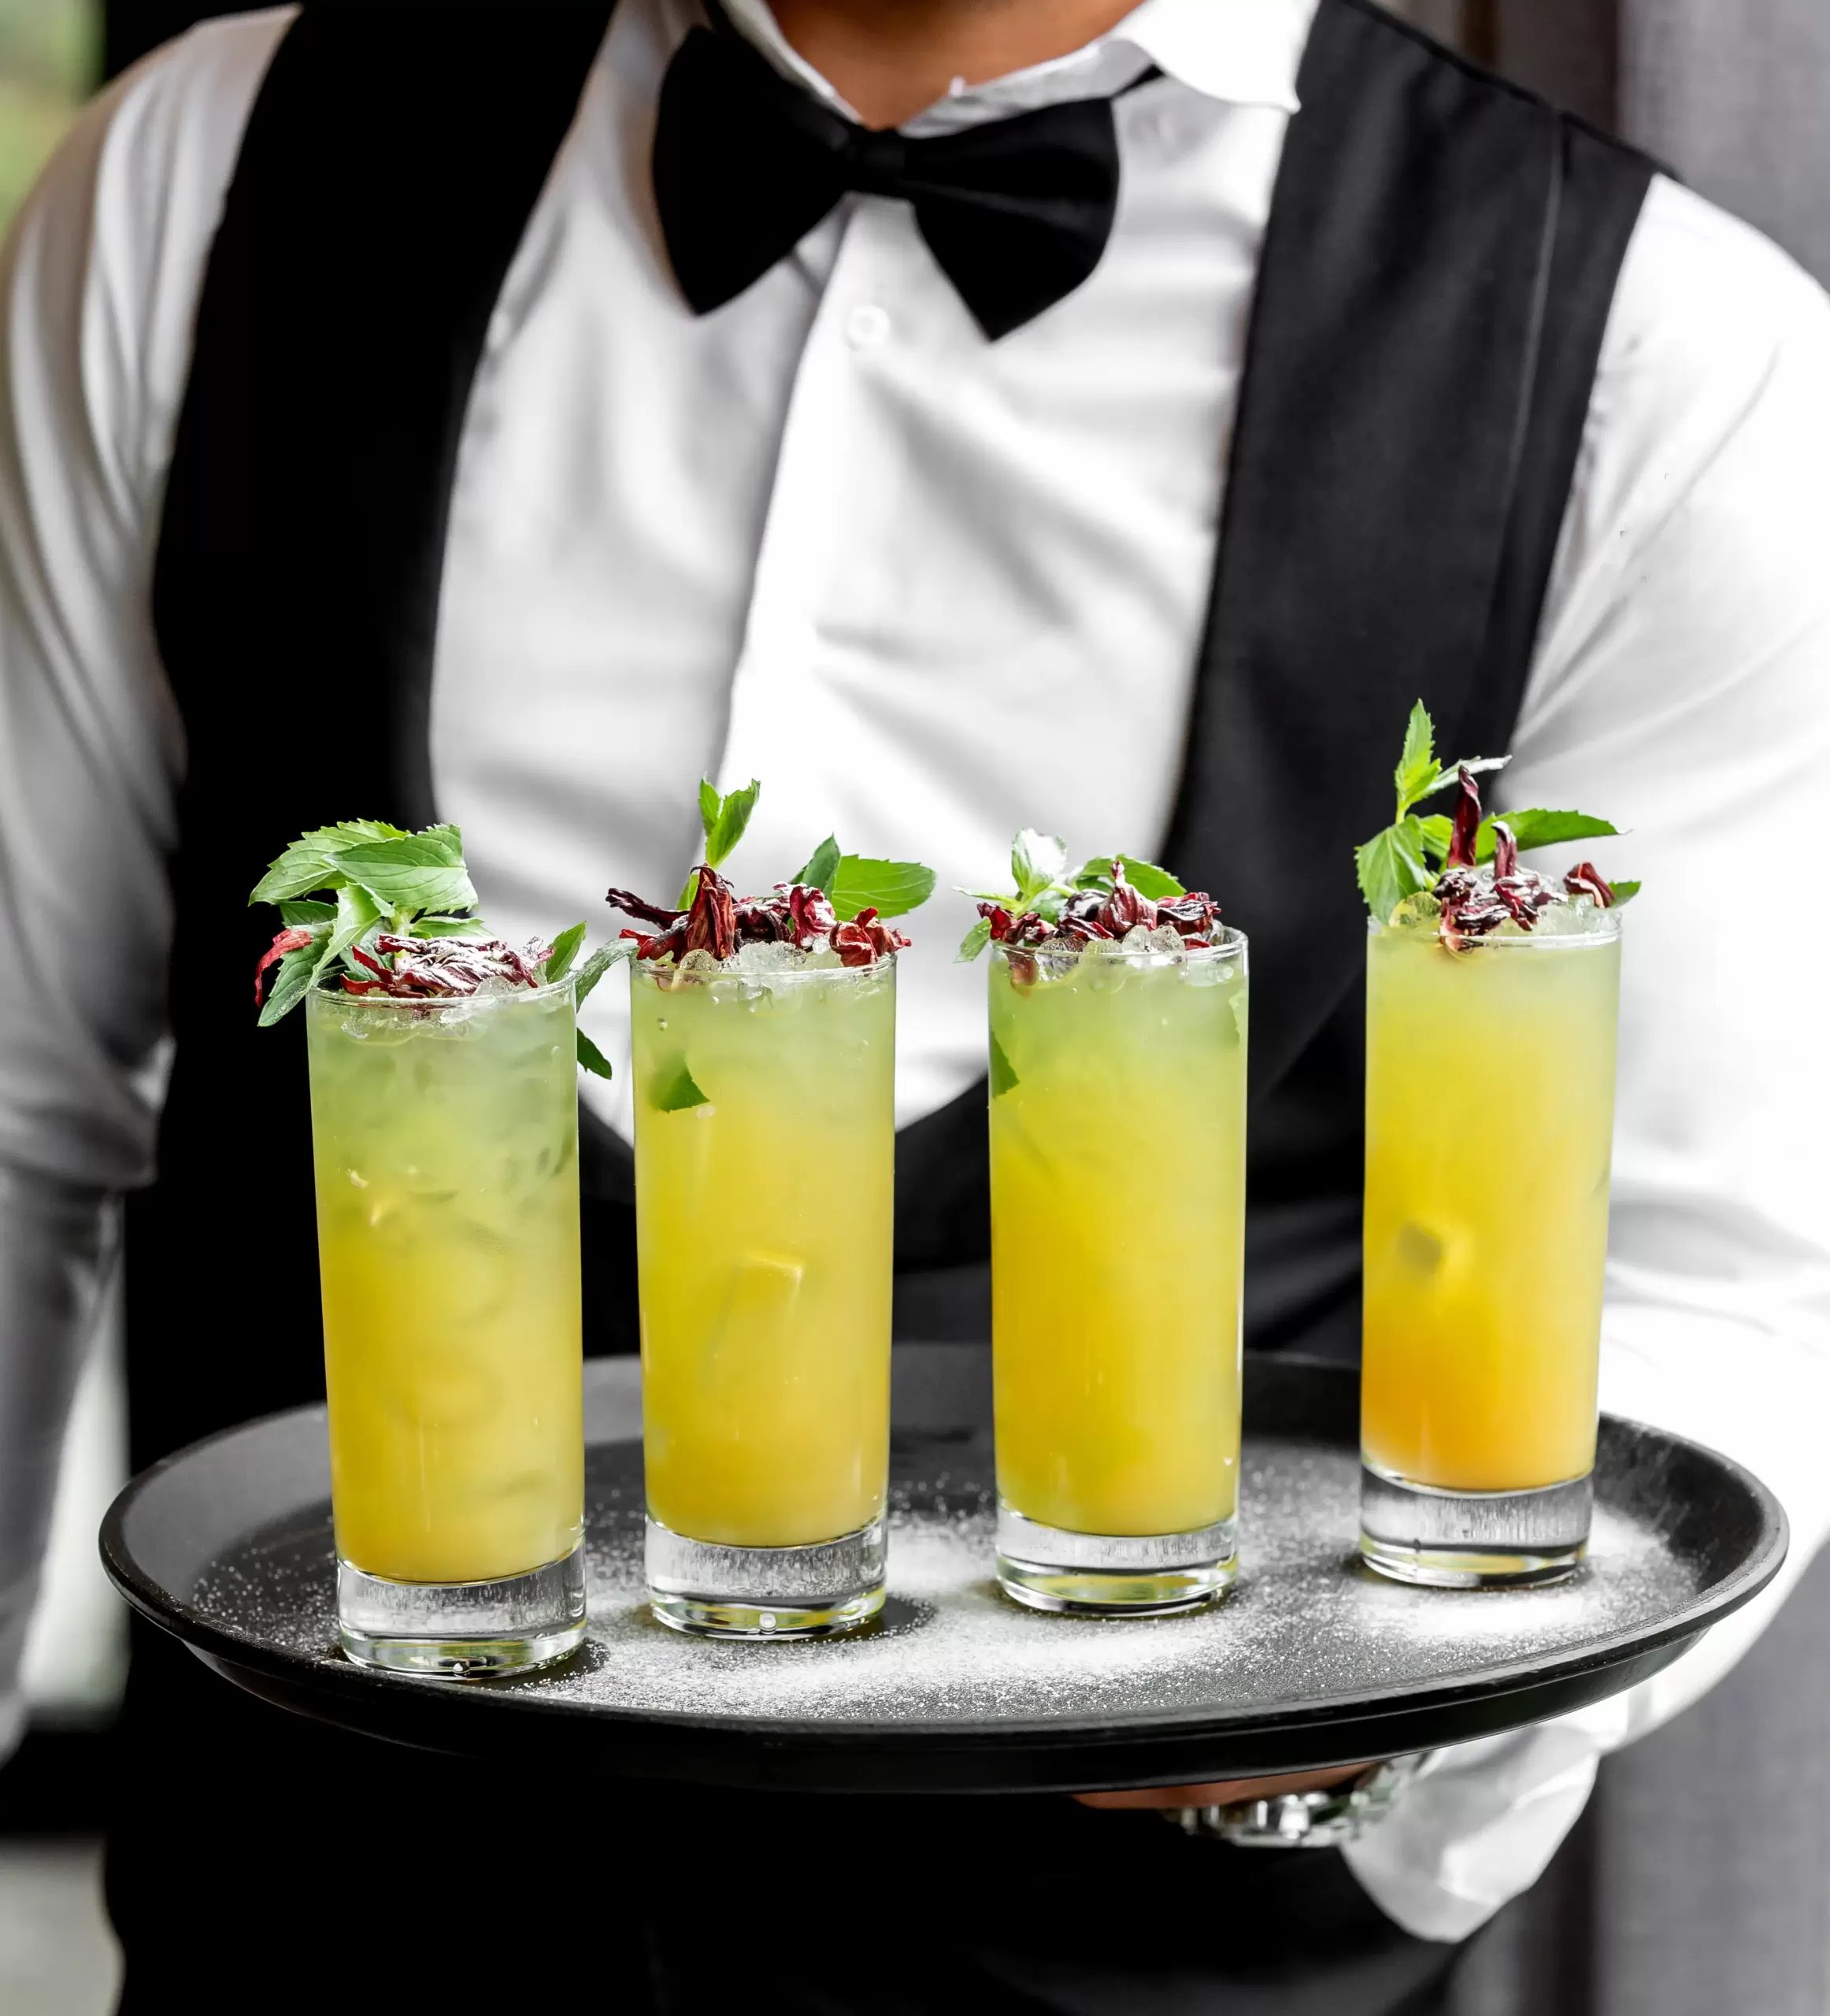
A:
[99,1354,1791,1788]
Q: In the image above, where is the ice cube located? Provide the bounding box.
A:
[734,939,800,973]
[1387,893,1442,935]
[1087,947,1130,993]
[1122,925,1154,953]
[706,1253,806,1381]
[1147,925,1184,955]
[1533,897,1614,938]
[676,948,720,974]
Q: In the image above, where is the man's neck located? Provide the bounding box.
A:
[767,0,1143,128]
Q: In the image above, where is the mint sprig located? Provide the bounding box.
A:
[790,835,936,921]
[680,778,761,907]
[250,821,478,1026]
[676,783,935,923]
[543,923,587,984]
[250,819,617,1078]
[1355,702,1630,923]
[956,830,1186,961]
[1354,706,1508,922]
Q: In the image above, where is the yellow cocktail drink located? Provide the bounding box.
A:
[989,932,1247,1611]
[633,954,895,1599]
[1361,916,1621,1497]
[307,983,583,1589]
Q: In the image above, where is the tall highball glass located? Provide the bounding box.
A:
[633,953,895,1637]
[989,932,1249,1614]
[307,980,587,1674]
[1360,912,1623,1586]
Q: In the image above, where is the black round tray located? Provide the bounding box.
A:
[102,1347,1786,1794]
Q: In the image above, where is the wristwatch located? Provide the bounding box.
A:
[1164,1753,1429,1848]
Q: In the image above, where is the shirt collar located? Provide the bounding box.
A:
[715,0,1313,133]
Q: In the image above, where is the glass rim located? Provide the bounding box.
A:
[1367,910,1623,948]
[629,949,898,987]
[303,972,576,1014]
[990,923,1247,966]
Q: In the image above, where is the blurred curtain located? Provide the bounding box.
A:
[1391,0,1830,288]
[1620,2,1830,289]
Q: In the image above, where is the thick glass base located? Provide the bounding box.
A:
[337,1540,587,1676]
[1359,1462,1591,1588]
[995,1503,1238,1617]
[646,1515,887,1639]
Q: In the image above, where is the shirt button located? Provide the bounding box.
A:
[844,303,892,350]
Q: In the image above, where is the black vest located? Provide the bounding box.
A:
[129,0,1652,1468]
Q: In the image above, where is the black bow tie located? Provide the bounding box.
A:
[652,19,1132,341]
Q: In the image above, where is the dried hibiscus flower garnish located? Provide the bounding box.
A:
[602,778,935,969]
[956,830,1219,965]
[1354,702,1639,949]
[247,818,613,1077]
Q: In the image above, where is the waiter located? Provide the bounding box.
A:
[0,0,1826,2007]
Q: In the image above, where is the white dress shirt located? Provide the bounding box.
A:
[2,0,1828,1944]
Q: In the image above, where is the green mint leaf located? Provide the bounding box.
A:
[1419,810,1623,869]
[334,828,476,916]
[1067,854,1184,900]
[828,856,936,922]
[1610,880,1641,906]
[698,778,721,842]
[574,940,634,1010]
[989,1033,1020,1099]
[704,779,761,870]
[256,928,332,1027]
[957,917,994,962]
[1355,817,1434,922]
[1393,702,1439,818]
[309,884,385,994]
[278,899,336,928]
[324,819,410,843]
[1417,755,1509,803]
[791,835,843,894]
[676,869,699,910]
[1485,809,1620,858]
[544,923,587,984]
[1031,887,1071,922]
[1115,854,1185,902]
[576,1028,615,1080]
[412,914,485,938]
[250,852,349,907]
[651,1058,711,1113]
[1011,829,1069,904]
[249,820,411,905]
